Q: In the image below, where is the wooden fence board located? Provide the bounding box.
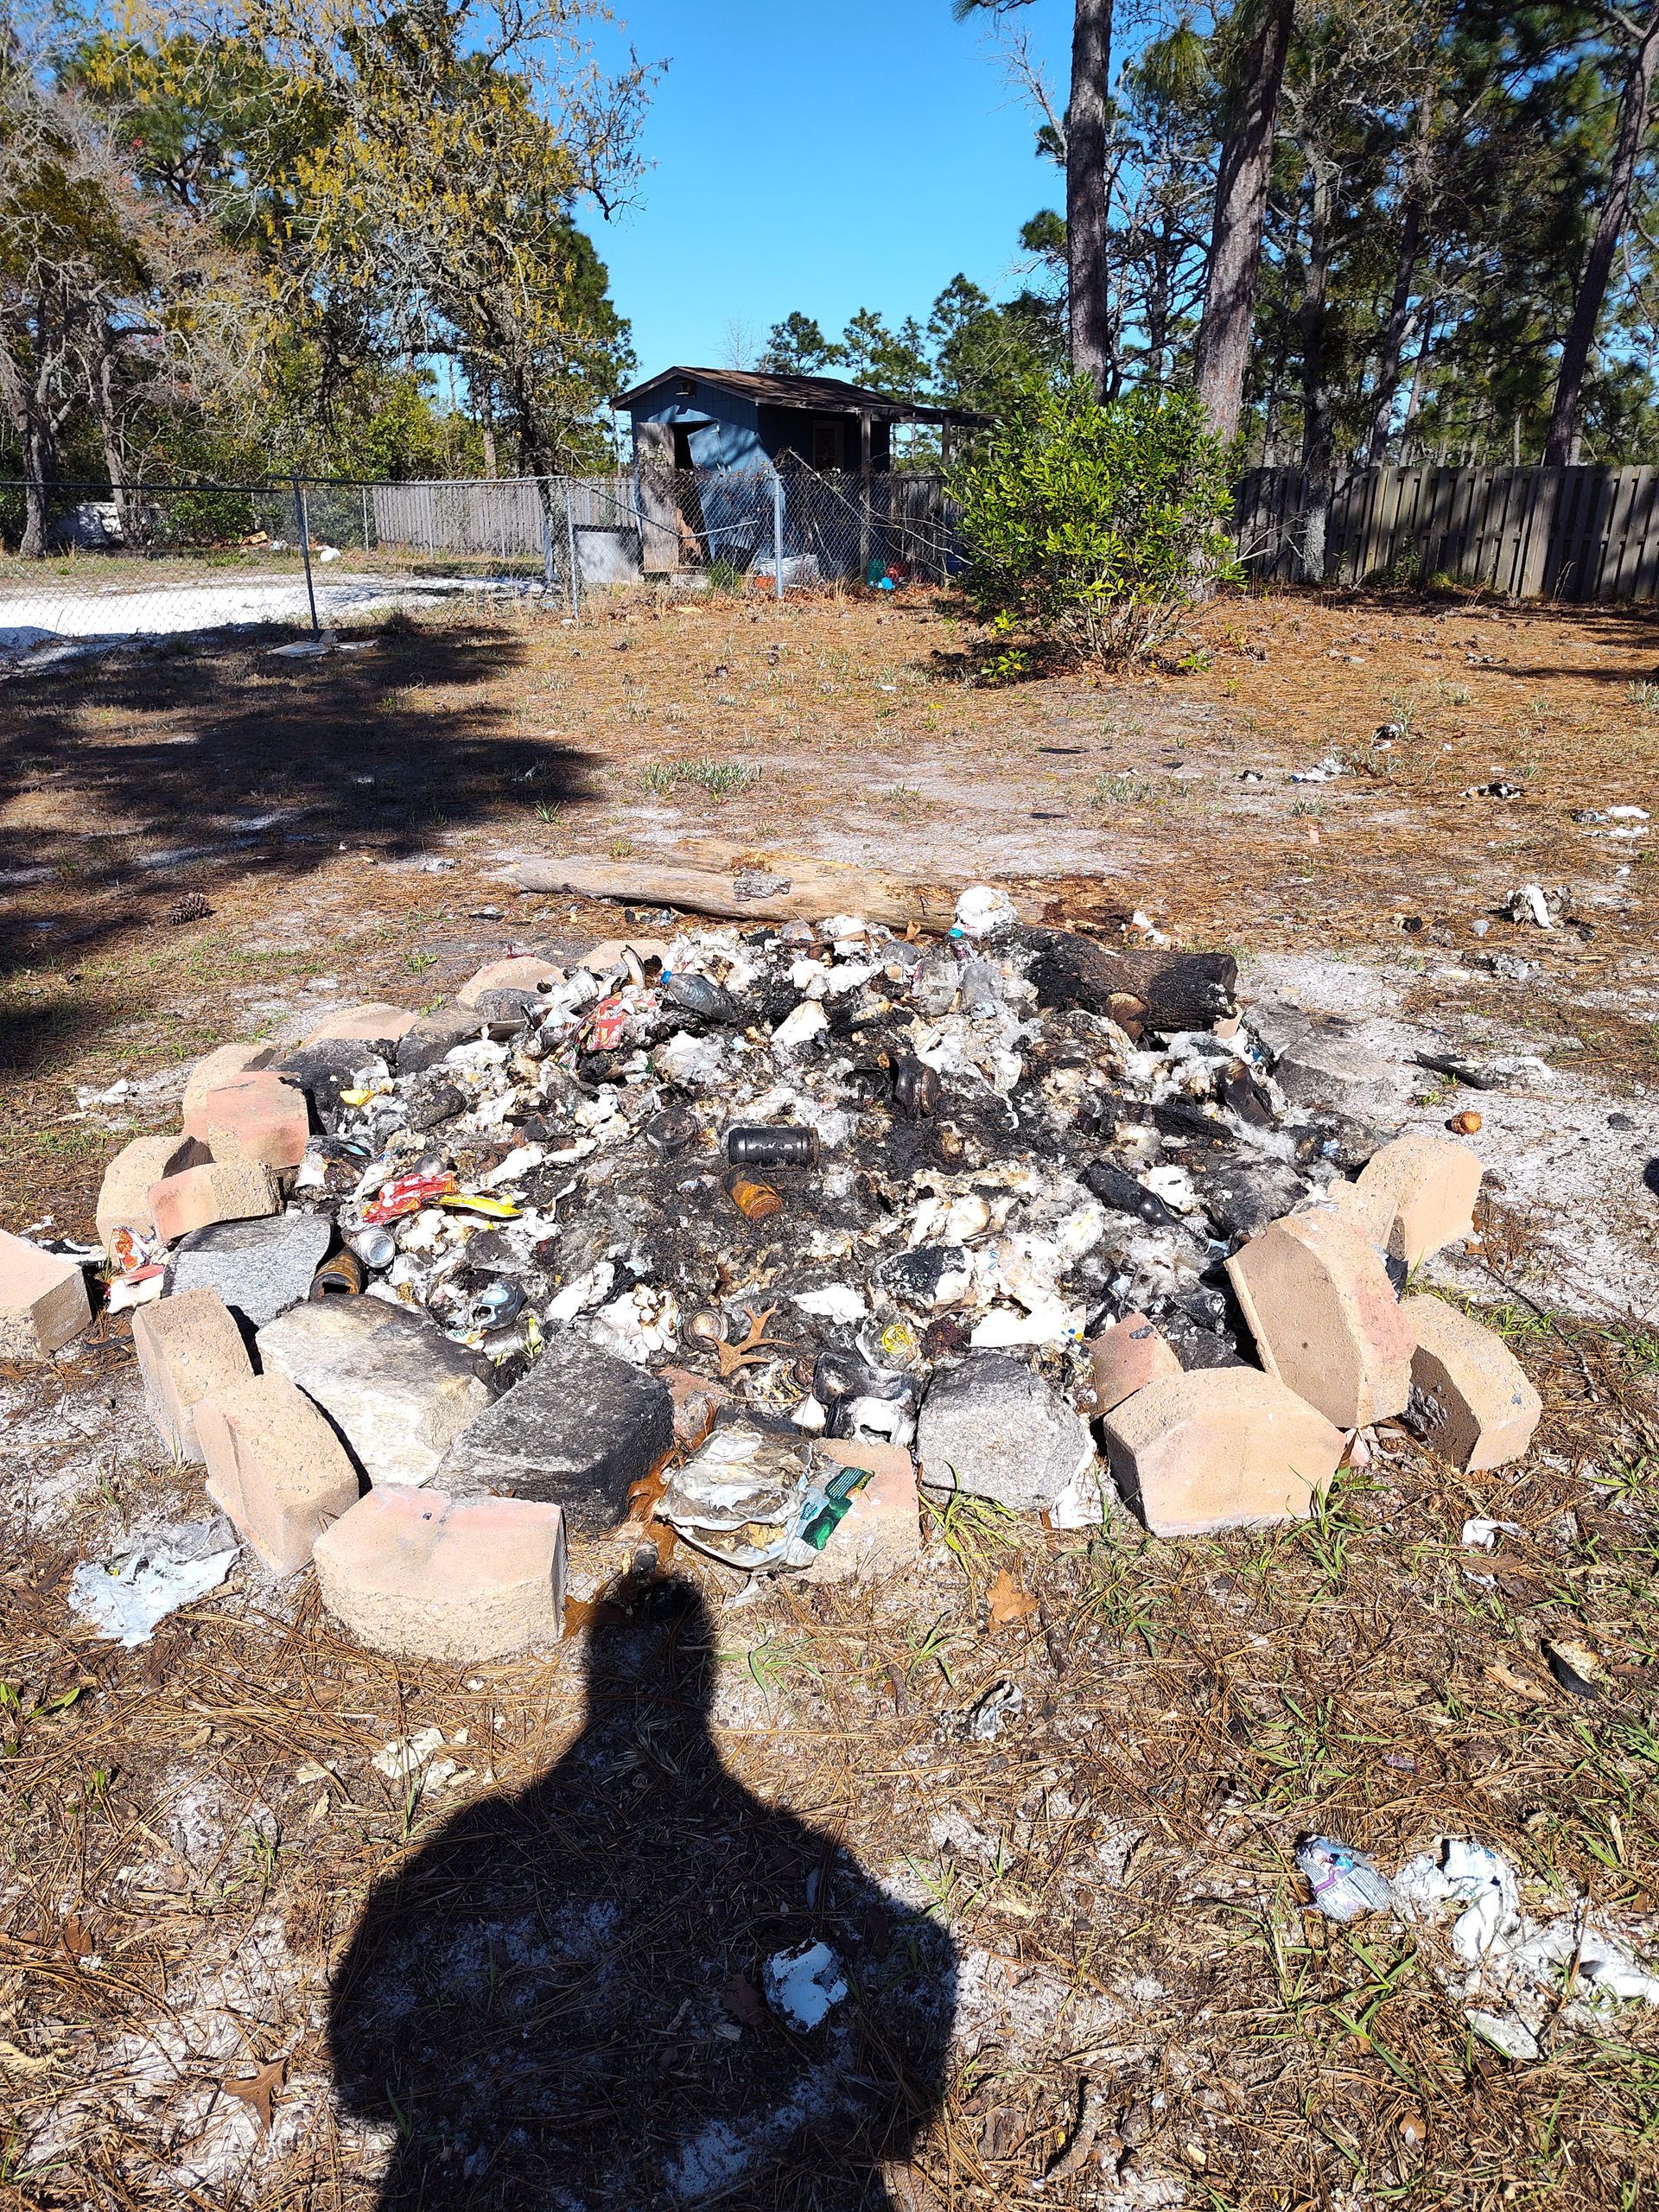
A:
[1238,462,1659,603]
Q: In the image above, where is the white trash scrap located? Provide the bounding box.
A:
[68,1520,238,1648]
[1301,1832,1659,2058]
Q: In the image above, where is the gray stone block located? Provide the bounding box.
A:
[397,1008,486,1074]
[257,1297,491,1485]
[435,1333,673,1535]
[916,1352,1095,1513]
[1274,1033,1403,1122]
[165,1211,332,1328]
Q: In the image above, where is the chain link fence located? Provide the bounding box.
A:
[0,467,963,665]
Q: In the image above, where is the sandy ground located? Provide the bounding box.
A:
[4,583,1659,2210]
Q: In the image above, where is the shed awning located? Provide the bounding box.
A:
[613,366,992,429]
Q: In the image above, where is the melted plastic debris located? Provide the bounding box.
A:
[69,1520,238,1647]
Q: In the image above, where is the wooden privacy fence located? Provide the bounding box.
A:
[1236,463,1659,602]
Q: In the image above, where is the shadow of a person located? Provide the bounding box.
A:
[330,1580,957,2209]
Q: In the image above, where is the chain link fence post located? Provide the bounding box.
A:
[772,472,785,601]
[564,482,580,620]
[290,474,321,637]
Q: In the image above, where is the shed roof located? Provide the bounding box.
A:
[613,365,991,429]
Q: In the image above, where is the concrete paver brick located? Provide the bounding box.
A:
[1103,1366,1346,1537]
[131,1287,253,1459]
[0,1231,91,1359]
[149,1157,280,1243]
[198,1371,361,1573]
[1086,1313,1181,1415]
[1357,1134,1483,1272]
[311,1485,566,1658]
[1225,1205,1414,1429]
[1402,1293,1542,1471]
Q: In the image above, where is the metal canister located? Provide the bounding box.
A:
[892,1054,941,1120]
[726,1125,817,1167]
[645,1103,698,1157]
[348,1225,397,1270]
[728,1174,784,1221]
[311,1249,365,1298]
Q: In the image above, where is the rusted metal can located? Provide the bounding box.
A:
[728,1174,785,1221]
[311,1249,365,1298]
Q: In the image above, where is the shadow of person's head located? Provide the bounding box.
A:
[329,1576,956,2209]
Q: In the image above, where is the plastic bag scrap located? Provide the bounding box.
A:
[1304,1834,1659,2058]
[1295,1836,1395,1923]
[69,1518,238,1647]
[764,1940,848,2031]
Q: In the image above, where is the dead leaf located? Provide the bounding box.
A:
[0,2039,56,2075]
[562,1594,631,1636]
[638,1522,678,1571]
[988,1569,1039,1630]
[60,1916,92,1963]
[714,1305,791,1380]
[1484,1661,1551,1705]
[721,1974,768,2030]
[224,2056,287,2133]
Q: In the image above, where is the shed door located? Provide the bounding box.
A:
[810,416,844,471]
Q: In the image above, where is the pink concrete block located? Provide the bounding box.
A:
[131,1287,253,1459]
[0,1230,90,1359]
[312,1485,566,1659]
[186,1072,309,1172]
[198,1371,360,1575]
[803,1441,921,1584]
[149,1158,279,1243]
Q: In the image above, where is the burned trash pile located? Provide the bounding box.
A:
[31,887,1538,1662]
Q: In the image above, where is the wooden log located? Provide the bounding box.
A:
[510,853,967,931]
[1018,927,1237,1036]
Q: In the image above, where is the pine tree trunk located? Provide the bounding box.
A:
[1364,196,1422,464]
[1300,166,1336,583]
[1192,0,1295,445]
[1544,4,1659,467]
[1067,0,1114,394]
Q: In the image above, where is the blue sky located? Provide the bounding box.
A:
[589,0,1073,379]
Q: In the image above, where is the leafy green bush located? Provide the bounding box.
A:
[953,380,1239,666]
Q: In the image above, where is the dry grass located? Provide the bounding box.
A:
[7,1291,1659,2205]
[4,580,1659,2206]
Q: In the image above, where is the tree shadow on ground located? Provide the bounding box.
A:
[329,1580,957,2210]
[0,619,605,992]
